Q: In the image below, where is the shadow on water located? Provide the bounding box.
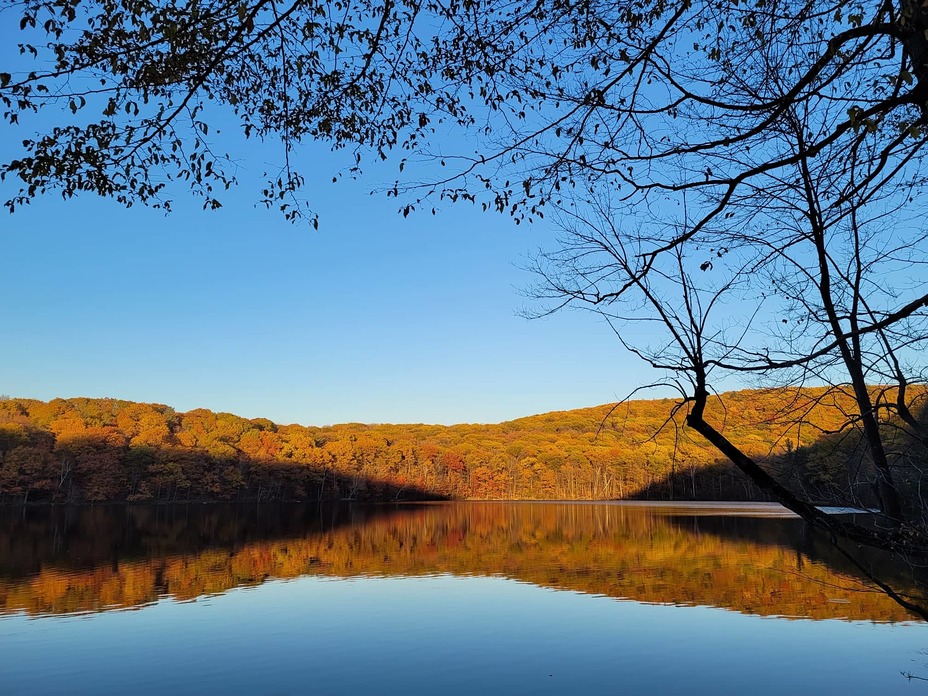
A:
[0,502,415,578]
[1,501,925,622]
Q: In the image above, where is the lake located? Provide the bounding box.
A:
[1,501,925,694]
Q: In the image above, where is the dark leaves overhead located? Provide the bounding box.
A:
[1,1,927,229]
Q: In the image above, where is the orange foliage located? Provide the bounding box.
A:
[0,387,924,504]
[0,503,917,622]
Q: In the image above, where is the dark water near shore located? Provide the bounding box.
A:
[1,501,926,694]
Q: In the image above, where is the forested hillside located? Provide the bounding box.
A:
[0,388,923,505]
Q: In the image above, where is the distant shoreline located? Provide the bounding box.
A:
[0,391,901,509]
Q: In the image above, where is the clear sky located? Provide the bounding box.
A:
[0,130,665,425]
[0,15,684,427]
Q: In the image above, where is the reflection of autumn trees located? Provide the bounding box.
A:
[0,390,924,504]
[0,503,918,622]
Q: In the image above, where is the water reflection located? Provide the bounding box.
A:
[0,502,921,621]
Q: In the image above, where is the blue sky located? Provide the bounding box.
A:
[0,133,658,425]
[0,12,685,427]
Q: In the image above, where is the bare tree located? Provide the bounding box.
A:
[529,147,928,545]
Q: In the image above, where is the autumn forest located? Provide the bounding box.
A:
[2,388,925,509]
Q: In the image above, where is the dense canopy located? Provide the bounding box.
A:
[1,390,924,506]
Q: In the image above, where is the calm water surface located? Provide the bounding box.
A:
[0,501,925,694]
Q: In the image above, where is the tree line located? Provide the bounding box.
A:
[1,389,924,507]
